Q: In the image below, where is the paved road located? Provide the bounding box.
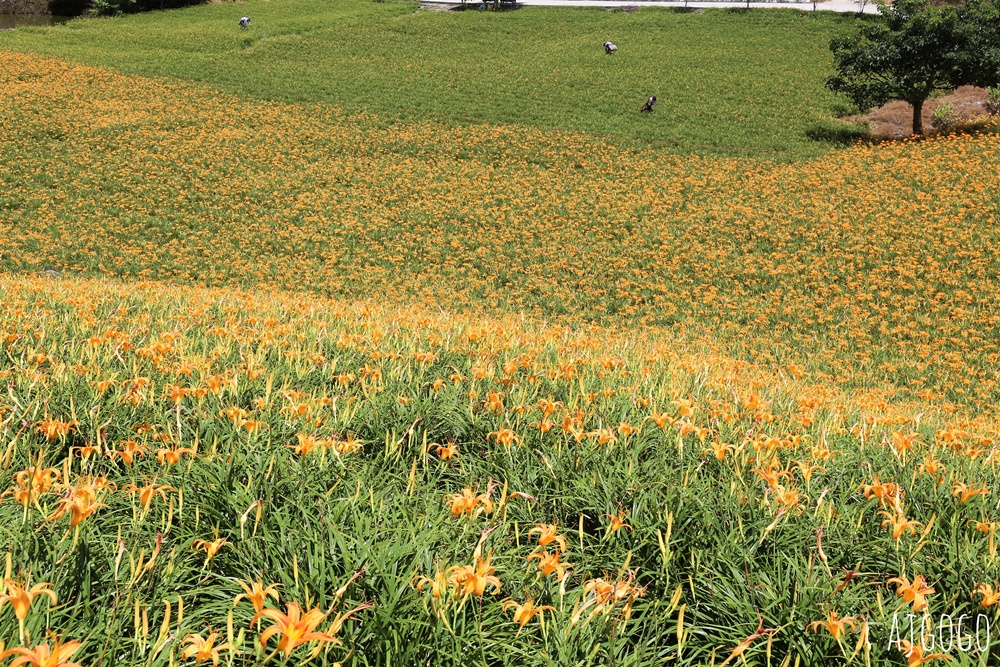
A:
[424,0,879,13]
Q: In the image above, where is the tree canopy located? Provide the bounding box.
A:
[827,0,1000,135]
[47,0,206,16]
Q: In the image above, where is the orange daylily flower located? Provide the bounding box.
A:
[916,453,946,483]
[483,391,505,413]
[536,397,562,418]
[193,537,230,563]
[4,466,59,508]
[617,422,640,438]
[860,475,903,508]
[572,571,646,626]
[181,632,235,666]
[502,596,555,631]
[446,487,492,518]
[156,446,197,466]
[289,433,326,456]
[34,419,75,441]
[603,512,632,538]
[487,428,519,449]
[220,407,248,425]
[243,419,267,435]
[645,412,671,430]
[47,489,105,528]
[206,376,227,394]
[791,460,825,484]
[526,550,571,581]
[14,467,60,497]
[969,519,998,535]
[166,385,190,405]
[974,583,1000,608]
[888,575,935,613]
[752,464,790,491]
[705,440,734,461]
[91,378,116,393]
[413,568,450,601]
[0,578,58,642]
[335,433,364,455]
[252,603,338,659]
[880,509,923,541]
[0,637,83,667]
[70,445,99,461]
[533,417,555,434]
[108,440,147,465]
[887,431,922,459]
[0,579,57,622]
[528,524,568,553]
[952,482,989,504]
[772,485,806,511]
[430,442,459,460]
[895,640,952,666]
[446,556,502,598]
[234,580,281,615]
[807,611,860,640]
[124,481,174,515]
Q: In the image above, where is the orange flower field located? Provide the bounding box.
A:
[2,47,1000,666]
[3,51,1000,408]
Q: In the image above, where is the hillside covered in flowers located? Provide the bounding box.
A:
[2,6,1000,664]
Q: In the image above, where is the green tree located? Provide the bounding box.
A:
[55,0,207,16]
[827,0,1000,135]
[959,0,1000,84]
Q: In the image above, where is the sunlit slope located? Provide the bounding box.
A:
[3,51,1000,407]
[0,0,855,156]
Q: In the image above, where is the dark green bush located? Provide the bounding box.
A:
[49,0,207,16]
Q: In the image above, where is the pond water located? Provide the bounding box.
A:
[0,14,72,31]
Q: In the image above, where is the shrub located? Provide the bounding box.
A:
[46,0,86,14]
[986,86,1000,116]
[85,0,206,16]
[805,117,869,144]
[931,101,959,131]
[829,100,859,118]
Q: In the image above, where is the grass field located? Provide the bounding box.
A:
[0,0,859,157]
[2,1,1000,665]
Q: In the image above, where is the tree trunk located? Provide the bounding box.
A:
[912,98,924,135]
